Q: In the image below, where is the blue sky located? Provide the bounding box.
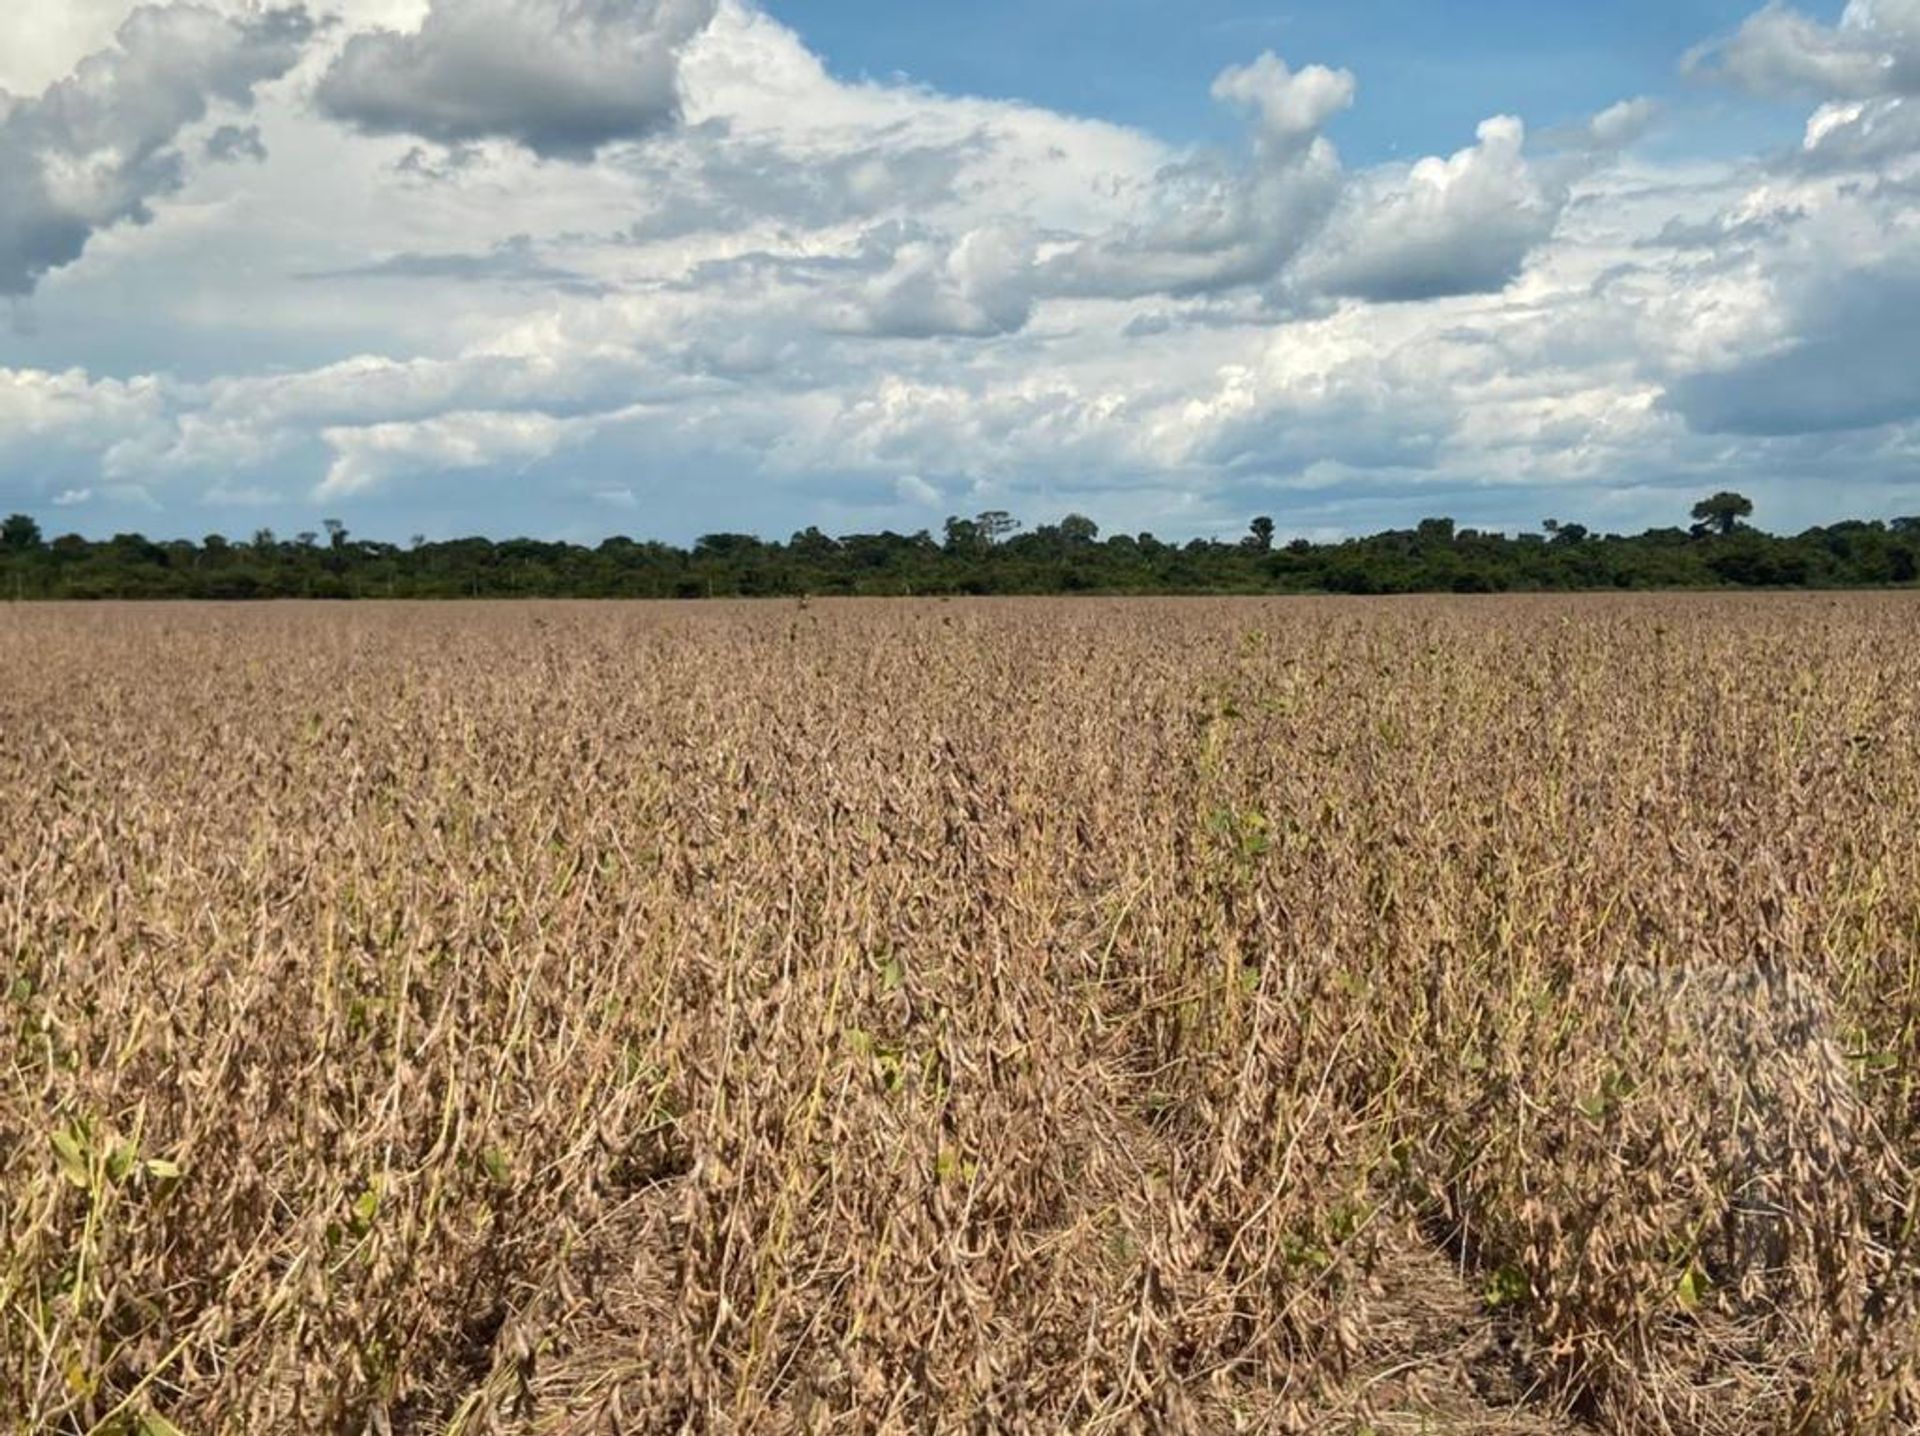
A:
[2,0,1917,544]
[772,0,1824,156]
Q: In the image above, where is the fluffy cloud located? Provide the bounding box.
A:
[1794,94,1920,164]
[0,0,146,96]
[315,0,720,158]
[0,3,313,296]
[1666,256,1920,435]
[1693,0,1920,164]
[834,224,1038,339]
[1584,97,1662,151]
[0,365,165,449]
[1044,52,1352,301]
[1638,0,1920,444]
[1210,52,1357,155]
[1695,0,1920,101]
[317,408,586,496]
[0,366,173,513]
[1301,117,1566,303]
[1038,53,1586,311]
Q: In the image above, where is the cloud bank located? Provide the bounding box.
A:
[0,0,1917,542]
[0,3,312,296]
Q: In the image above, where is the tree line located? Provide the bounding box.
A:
[1,492,1916,600]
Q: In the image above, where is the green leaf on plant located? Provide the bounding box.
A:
[482,1147,512,1186]
[108,1140,139,1183]
[1483,1264,1529,1310]
[51,1126,90,1188]
[1678,1266,1708,1312]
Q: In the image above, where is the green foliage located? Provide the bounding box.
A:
[1483,1263,1531,1310]
[2,491,1916,599]
[1691,489,1755,537]
[2,513,42,552]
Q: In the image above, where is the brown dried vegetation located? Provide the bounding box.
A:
[2,595,1917,1434]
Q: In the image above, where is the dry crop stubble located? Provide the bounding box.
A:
[1,595,1916,1434]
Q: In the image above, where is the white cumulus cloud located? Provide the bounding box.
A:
[318,408,582,497]
[1694,0,1920,101]
[0,2,314,296]
[316,0,720,158]
[1301,117,1567,303]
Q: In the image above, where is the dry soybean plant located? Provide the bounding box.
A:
[1,594,1916,1434]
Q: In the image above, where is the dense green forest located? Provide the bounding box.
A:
[1,492,1916,599]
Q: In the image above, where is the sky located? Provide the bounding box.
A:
[1,0,1916,545]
